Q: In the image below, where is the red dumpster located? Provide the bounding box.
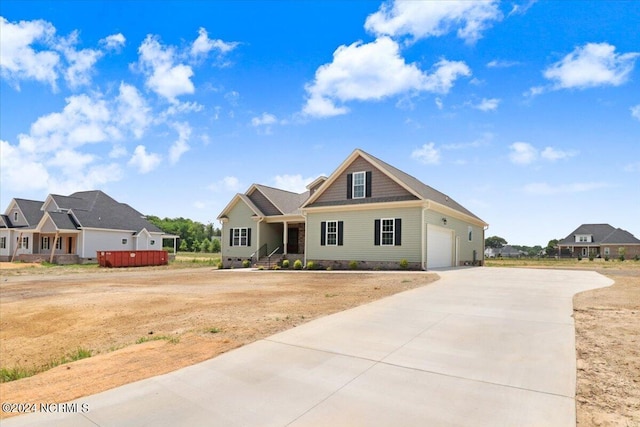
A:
[97,250,168,268]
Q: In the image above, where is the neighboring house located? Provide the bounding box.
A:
[484,245,525,258]
[0,190,176,264]
[217,149,488,270]
[557,224,640,259]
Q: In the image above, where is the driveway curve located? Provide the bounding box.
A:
[4,267,612,427]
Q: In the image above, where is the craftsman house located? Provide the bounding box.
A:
[217,149,488,270]
[557,224,640,259]
[0,190,176,264]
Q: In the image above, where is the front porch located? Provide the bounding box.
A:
[252,219,305,265]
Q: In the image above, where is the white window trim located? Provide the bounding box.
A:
[0,237,6,249]
[13,212,18,221]
[352,171,366,199]
[604,247,610,256]
[232,227,249,247]
[326,220,338,246]
[42,236,51,250]
[55,237,63,250]
[21,236,29,249]
[381,218,395,246]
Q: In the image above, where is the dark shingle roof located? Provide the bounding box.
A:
[253,184,310,216]
[13,198,45,228]
[67,191,163,233]
[559,224,640,245]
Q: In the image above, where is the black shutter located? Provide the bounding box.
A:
[338,221,344,246]
[374,219,381,246]
[395,218,402,246]
[320,221,326,246]
[347,173,353,199]
[247,228,251,246]
[365,171,372,198]
[229,228,234,246]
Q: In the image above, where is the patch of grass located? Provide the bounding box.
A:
[206,327,221,334]
[0,347,93,383]
[136,335,180,344]
[325,293,338,298]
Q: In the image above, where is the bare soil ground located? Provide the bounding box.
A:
[0,265,434,419]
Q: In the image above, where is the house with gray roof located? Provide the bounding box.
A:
[217,149,488,269]
[557,224,640,259]
[0,190,175,264]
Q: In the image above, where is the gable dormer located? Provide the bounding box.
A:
[575,234,593,243]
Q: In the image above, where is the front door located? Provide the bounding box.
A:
[68,237,74,254]
[287,228,299,254]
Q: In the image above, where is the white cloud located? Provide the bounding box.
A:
[543,42,639,90]
[273,174,316,193]
[136,35,194,102]
[115,82,151,139]
[168,122,191,164]
[56,30,103,88]
[631,104,640,121]
[364,0,502,44]
[471,97,500,111]
[100,33,125,51]
[434,97,443,110]
[208,176,242,192]
[509,142,537,165]
[540,146,577,161]
[190,27,238,59]
[411,143,440,165]
[0,139,49,192]
[0,16,60,90]
[523,182,609,195]
[486,59,521,68]
[251,112,277,126]
[510,142,578,165]
[128,145,161,174]
[623,162,640,173]
[302,37,470,118]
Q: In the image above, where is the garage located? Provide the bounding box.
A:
[427,224,453,268]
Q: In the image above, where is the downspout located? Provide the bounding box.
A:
[421,207,427,270]
[302,211,308,266]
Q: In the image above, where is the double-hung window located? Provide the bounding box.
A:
[42,236,51,250]
[326,221,338,246]
[21,237,29,249]
[374,218,402,246]
[320,221,343,246]
[55,237,63,250]
[0,237,6,249]
[231,227,250,246]
[381,219,395,246]
[352,171,366,199]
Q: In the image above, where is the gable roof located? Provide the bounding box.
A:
[218,185,309,220]
[559,224,640,245]
[302,149,486,224]
[9,198,45,228]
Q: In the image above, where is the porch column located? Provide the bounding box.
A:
[283,221,288,255]
[50,232,60,263]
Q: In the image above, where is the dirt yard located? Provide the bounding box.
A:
[573,267,640,426]
[0,265,434,419]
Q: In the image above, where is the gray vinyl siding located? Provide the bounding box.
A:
[222,201,256,258]
[424,209,484,264]
[307,206,423,262]
[312,157,416,205]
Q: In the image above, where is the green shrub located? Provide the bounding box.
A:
[293,259,303,270]
[306,261,317,270]
[399,259,409,269]
[589,255,594,261]
[605,255,610,261]
[348,260,358,270]
[619,254,625,262]
[282,259,290,269]
[242,259,251,268]
[216,261,224,269]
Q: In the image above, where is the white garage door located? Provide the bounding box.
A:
[427,224,453,269]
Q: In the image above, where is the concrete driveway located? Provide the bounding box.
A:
[4,268,612,427]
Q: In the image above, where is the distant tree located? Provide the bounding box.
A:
[485,236,507,248]
[211,238,221,253]
[179,240,188,251]
[545,239,559,257]
[200,238,211,253]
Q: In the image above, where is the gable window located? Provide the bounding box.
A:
[150,240,156,246]
[122,238,128,244]
[374,218,402,246]
[41,236,50,250]
[353,171,366,199]
[468,226,473,242]
[347,171,372,199]
[13,212,18,222]
[320,221,343,246]
[230,227,251,247]
[0,237,6,249]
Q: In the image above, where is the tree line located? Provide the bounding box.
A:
[485,235,558,257]
[147,216,221,253]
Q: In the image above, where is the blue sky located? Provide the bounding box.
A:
[1,0,639,246]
